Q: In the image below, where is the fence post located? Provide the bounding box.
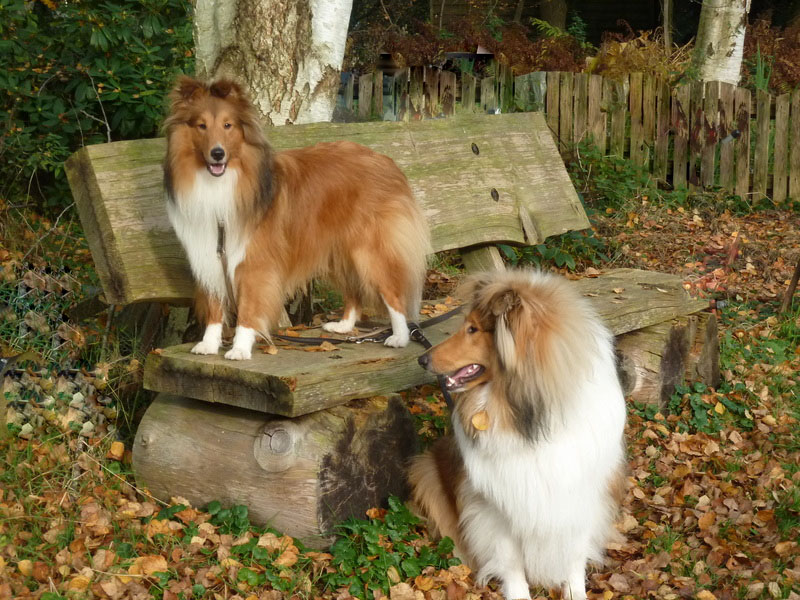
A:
[558,72,574,150]
[734,87,752,199]
[753,89,771,200]
[642,74,656,170]
[481,76,497,113]
[410,67,424,120]
[688,81,705,187]
[588,74,605,154]
[573,73,588,145]
[718,83,736,191]
[546,71,560,141]
[461,73,476,112]
[629,73,644,167]
[789,90,800,201]
[358,73,373,119]
[773,93,790,203]
[653,77,670,182]
[609,76,627,158]
[701,81,719,189]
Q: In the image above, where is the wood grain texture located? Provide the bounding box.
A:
[701,81,719,189]
[545,71,560,142]
[653,78,670,181]
[789,90,800,202]
[66,113,588,305]
[609,77,627,158]
[753,89,770,199]
[588,74,606,154]
[143,269,707,416]
[558,71,573,150]
[672,85,690,189]
[718,83,735,191]
[616,312,719,407]
[133,393,418,548]
[773,93,789,203]
[735,87,752,199]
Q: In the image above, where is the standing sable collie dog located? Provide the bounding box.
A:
[412,270,627,600]
[163,76,429,360]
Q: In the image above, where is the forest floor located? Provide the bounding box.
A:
[0,198,799,600]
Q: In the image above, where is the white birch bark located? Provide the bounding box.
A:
[193,0,353,125]
[692,0,751,85]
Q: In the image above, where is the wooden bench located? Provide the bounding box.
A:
[65,112,718,548]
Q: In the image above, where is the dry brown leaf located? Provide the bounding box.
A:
[698,510,715,531]
[106,441,125,461]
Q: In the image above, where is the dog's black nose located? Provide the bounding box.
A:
[210,146,225,162]
[418,353,430,369]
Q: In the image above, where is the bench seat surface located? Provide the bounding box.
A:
[143,268,706,417]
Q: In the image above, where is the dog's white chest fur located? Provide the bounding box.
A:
[166,169,247,301]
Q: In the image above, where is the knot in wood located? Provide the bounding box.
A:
[253,422,298,473]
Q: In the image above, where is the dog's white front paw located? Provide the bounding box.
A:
[224,347,252,360]
[323,320,355,334]
[384,332,410,348]
[191,340,220,355]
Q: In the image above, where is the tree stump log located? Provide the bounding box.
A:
[132,393,418,548]
[616,311,720,408]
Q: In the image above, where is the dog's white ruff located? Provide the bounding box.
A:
[453,312,626,599]
[168,169,248,358]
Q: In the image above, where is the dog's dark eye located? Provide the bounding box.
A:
[197,123,207,130]
[224,122,232,129]
[466,325,478,334]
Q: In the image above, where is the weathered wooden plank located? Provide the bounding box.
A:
[395,68,410,122]
[773,93,790,203]
[133,393,417,548]
[653,77,670,181]
[409,66,424,119]
[461,73,477,113]
[558,72,574,150]
[425,67,440,117]
[688,81,705,187]
[753,89,770,199]
[734,87,751,199]
[343,73,355,112]
[480,76,497,113]
[701,81,719,189]
[629,72,644,166]
[672,84,690,189]
[642,73,655,168]
[718,83,736,192]
[358,73,373,119]
[609,77,627,158]
[546,71,560,140]
[143,268,707,416]
[573,73,588,145]
[65,113,587,305]
[498,64,514,113]
[588,74,606,153]
[372,71,384,119]
[790,90,800,202]
[440,71,456,117]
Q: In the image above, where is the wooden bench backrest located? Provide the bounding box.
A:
[65,112,588,305]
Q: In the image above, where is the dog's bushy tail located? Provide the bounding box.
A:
[407,437,463,548]
[385,194,430,318]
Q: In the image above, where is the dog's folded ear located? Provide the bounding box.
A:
[171,76,206,103]
[490,289,517,317]
[209,79,248,102]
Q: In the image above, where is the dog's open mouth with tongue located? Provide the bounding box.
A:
[207,162,227,177]
[445,363,485,391]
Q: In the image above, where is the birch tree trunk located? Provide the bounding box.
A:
[691,0,751,85]
[193,0,353,125]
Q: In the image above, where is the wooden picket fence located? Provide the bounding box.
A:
[340,67,800,202]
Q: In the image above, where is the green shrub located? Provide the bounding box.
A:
[0,0,193,207]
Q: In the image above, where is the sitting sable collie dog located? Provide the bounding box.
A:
[412,270,627,600]
[163,77,429,360]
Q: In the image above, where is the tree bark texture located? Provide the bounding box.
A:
[692,0,751,85]
[193,0,352,125]
[539,0,567,30]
